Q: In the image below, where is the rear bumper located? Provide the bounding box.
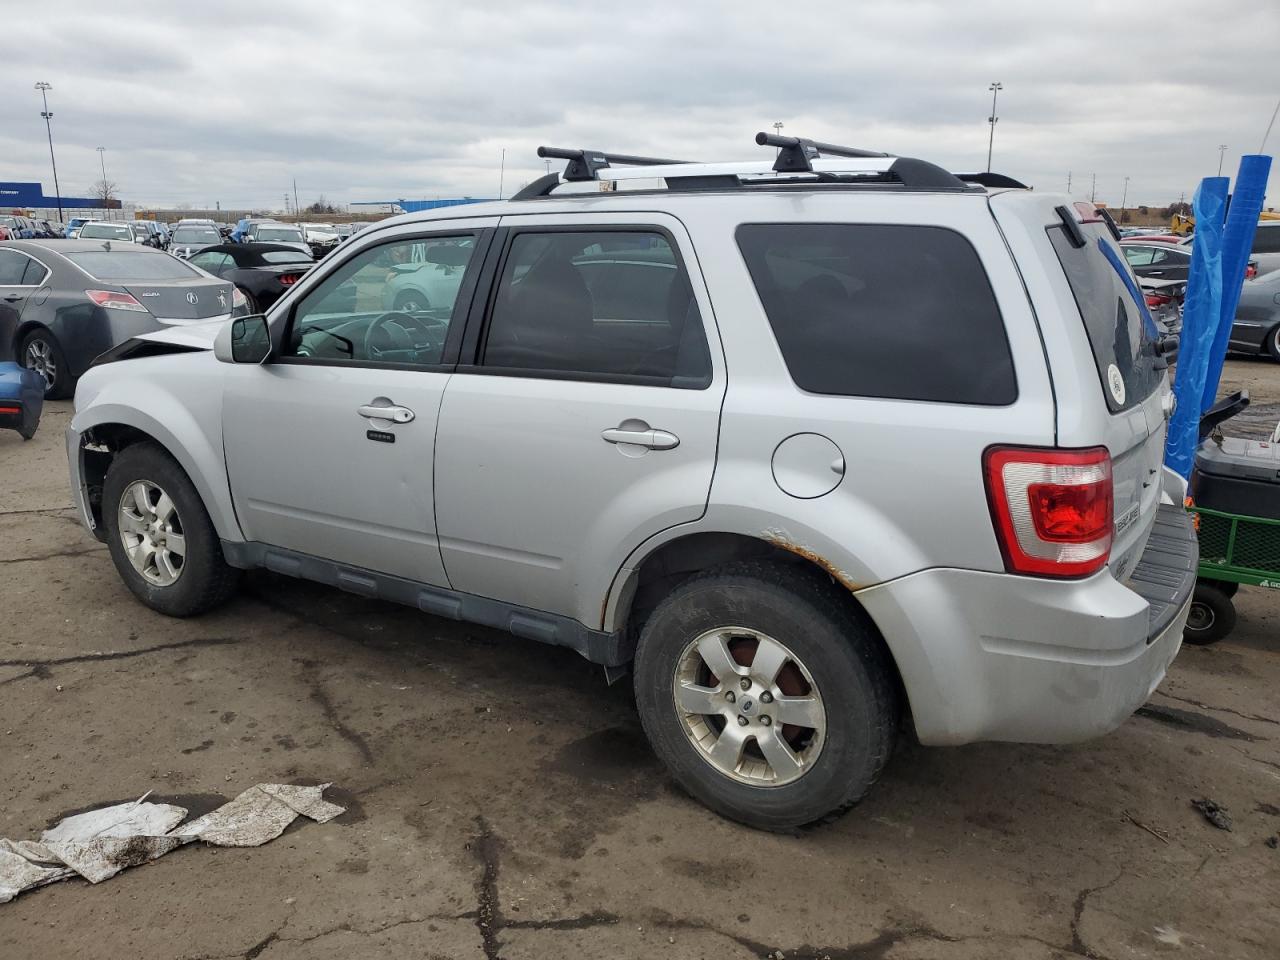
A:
[857,504,1197,746]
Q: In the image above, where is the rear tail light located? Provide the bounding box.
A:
[1145,292,1173,307]
[86,289,148,313]
[232,287,247,309]
[983,446,1113,578]
[0,406,20,415]
[279,273,301,286]
[1246,263,1257,280]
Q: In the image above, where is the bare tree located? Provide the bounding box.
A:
[91,179,119,205]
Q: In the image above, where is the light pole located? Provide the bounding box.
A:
[1217,144,1228,176]
[1120,176,1129,223]
[986,82,1002,173]
[34,82,63,222]
[773,121,784,159]
[96,146,108,218]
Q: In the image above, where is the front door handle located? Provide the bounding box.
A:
[358,400,415,424]
[1,293,22,303]
[601,426,680,450]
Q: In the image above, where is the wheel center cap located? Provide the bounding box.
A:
[739,698,755,716]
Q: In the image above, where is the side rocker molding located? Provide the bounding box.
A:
[221,541,634,667]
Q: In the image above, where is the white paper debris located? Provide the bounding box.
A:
[0,783,344,904]
[176,782,343,847]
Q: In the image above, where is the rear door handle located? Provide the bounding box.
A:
[358,401,415,424]
[602,426,680,450]
[1,293,22,303]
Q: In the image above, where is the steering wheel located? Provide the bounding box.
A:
[363,311,432,361]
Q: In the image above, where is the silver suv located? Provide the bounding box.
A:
[66,136,1197,830]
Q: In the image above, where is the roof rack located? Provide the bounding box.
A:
[514,132,1006,200]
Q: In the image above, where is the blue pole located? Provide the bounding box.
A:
[1199,154,1273,412]
[1164,178,1228,479]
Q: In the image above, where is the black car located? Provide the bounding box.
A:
[1121,241,1192,282]
[1228,270,1280,362]
[0,240,245,398]
[187,243,314,313]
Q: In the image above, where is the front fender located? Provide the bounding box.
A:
[70,387,241,543]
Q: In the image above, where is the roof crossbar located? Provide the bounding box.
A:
[536,146,691,183]
[754,131,889,173]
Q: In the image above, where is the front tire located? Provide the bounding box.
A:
[1266,324,1280,363]
[102,443,240,617]
[237,287,260,314]
[633,561,899,831]
[20,329,72,400]
[1185,583,1236,645]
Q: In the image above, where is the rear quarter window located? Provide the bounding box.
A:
[1047,224,1161,413]
[736,223,1017,405]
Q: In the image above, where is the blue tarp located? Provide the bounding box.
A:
[1164,178,1228,479]
[1200,155,1273,410]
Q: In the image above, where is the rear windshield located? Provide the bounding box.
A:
[172,227,220,243]
[259,251,312,265]
[79,224,134,240]
[64,252,199,282]
[736,223,1017,405]
[258,227,305,242]
[1047,224,1161,412]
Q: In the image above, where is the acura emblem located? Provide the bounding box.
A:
[186,292,198,305]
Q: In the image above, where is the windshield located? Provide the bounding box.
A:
[79,223,136,240]
[172,227,220,244]
[64,251,199,281]
[0,216,18,228]
[258,227,305,242]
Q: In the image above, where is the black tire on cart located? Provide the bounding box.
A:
[1185,583,1236,645]
[1217,580,1240,598]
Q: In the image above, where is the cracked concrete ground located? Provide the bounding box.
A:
[3,361,1280,960]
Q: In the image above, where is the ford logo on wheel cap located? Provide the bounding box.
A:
[186,292,198,305]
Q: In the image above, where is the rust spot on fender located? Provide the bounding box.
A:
[764,534,862,592]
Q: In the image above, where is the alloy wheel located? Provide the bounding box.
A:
[117,480,186,586]
[673,627,826,786]
[24,338,56,390]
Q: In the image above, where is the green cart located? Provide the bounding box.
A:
[1184,393,1280,644]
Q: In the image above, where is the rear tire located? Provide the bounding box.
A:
[102,443,240,617]
[1185,583,1236,645]
[238,287,259,314]
[632,561,899,831]
[20,329,72,400]
[1266,324,1280,363]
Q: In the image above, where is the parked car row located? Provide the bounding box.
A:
[0,215,64,240]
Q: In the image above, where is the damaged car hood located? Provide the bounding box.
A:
[132,319,226,350]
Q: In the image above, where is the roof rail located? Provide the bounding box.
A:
[954,171,1029,189]
[511,132,993,200]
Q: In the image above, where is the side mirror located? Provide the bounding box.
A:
[214,314,271,364]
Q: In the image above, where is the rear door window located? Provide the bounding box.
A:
[480,230,711,386]
[736,223,1016,404]
[1047,224,1161,412]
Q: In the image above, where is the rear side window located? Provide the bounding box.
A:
[1047,225,1161,413]
[481,231,711,386]
[63,252,199,282]
[736,223,1016,404]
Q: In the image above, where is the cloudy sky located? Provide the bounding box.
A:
[2,1,1277,212]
